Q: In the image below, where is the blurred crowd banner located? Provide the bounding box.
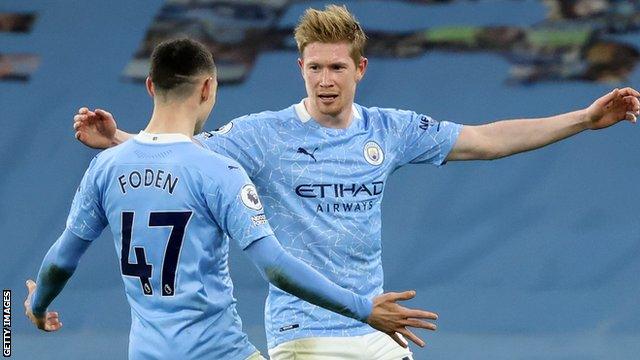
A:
[0,54,40,81]
[0,12,39,81]
[0,12,36,33]
[123,0,640,85]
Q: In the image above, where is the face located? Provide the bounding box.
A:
[299,42,367,119]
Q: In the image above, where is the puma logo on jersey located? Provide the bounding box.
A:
[297,147,318,162]
[228,165,239,170]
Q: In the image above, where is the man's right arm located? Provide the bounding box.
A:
[73,107,131,149]
[210,163,438,348]
[244,234,438,348]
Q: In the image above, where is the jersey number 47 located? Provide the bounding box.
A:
[120,211,193,297]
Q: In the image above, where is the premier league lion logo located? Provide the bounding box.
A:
[241,184,263,211]
[247,188,259,206]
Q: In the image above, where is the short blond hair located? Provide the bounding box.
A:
[294,4,367,64]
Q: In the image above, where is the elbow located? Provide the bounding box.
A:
[473,147,504,161]
[487,149,508,160]
[468,125,512,160]
[265,266,288,289]
[464,131,507,160]
[479,137,513,160]
[40,264,74,285]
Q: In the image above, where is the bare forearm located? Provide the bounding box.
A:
[448,88,639,161]
[454,109,589,160]
[486,109,589,158]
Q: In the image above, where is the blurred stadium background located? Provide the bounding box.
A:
[1,0,639,359]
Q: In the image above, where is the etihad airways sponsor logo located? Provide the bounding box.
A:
[295,181,384,199]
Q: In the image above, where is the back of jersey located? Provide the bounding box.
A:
[67,133,272,360]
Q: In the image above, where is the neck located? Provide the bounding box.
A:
[145,99,199,137]
[304,98,353,129]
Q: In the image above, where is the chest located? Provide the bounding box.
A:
[256,130,395,203]
[272,129,394,173]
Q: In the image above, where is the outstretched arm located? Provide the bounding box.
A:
[73,107,132,149]
[24,229,92,332]
[244,234,438,348]
[448,87,640,161]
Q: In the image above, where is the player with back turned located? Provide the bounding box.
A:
[23,38,438,360]
[73,5,640,360]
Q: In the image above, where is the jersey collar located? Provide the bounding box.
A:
[294,99,362,124]
[135,131,192,144]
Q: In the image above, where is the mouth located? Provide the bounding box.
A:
[317,94,338,103]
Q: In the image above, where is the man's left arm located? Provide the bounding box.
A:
[25,158,107,332]
[24,230,92,332]
[447,87,640,161]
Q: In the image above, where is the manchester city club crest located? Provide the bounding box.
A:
[363,141,384,166]
[215,121,234,134]
[240,184,263,211]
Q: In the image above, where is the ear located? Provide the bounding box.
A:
[298,58,304,77]
[145,77,155,97]
[356,57,368,82]
[200,77,216,103]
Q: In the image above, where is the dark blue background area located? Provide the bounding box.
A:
[1,0,639,359]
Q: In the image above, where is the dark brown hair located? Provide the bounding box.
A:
[149,38,216,98]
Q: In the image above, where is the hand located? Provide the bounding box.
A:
[585,87,640,130]
[73,107,118,149]
[367,290,438,348]
[24,280,63,332]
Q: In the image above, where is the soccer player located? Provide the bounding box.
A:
[72,5,640,360]
[24,38,439,360]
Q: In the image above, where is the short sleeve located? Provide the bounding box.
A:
[66,157,108,241]
[194,116,264,178]
[204,162,274,250]
[390,110,462,167]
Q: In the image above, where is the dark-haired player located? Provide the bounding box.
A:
[24,38,438,360]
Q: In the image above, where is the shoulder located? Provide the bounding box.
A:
[357,104,419,130]
[241,106,294,125]
[184,142,236,166]
[87,141,127,171]
[202,105,296,137]
[188,145,248,181]
[97,137,141,159]
[362,105,416,120]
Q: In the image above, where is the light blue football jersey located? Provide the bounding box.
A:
[66,132,273,360]
[195,100,462,348]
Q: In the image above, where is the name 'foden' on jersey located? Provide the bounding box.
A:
[117,169,179,195]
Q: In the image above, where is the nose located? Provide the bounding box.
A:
[319,68,332,87]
